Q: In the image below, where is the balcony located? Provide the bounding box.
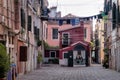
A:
[62,38,72,48]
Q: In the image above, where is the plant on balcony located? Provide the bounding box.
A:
[0,43,10,79]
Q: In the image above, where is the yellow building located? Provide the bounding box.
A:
[95,19,104,64]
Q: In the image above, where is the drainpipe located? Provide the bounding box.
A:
[41,0,45,63]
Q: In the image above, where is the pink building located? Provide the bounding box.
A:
[45,14,92,66]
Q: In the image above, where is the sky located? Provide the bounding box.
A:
[48,0,104,17]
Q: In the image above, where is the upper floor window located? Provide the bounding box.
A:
[28,15,32,31]
[112,3,116,29]
[52,28,58,39]
[84,28,87,38]
[62,33,70,45]
[21,8,25,28]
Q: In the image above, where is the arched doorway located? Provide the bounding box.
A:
[73,44,86,66]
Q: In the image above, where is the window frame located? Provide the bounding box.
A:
[63,51,68,59]
[62,32,70,45]
[50,51,56,58]
[52,28,58,40]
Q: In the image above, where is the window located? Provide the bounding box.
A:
[52,28,58,39]
[28,15,32,31]
[62,33,69,45]
[112,3,116,29]
[46,28,48,39]
[21,8,25,28]
[84,28,87,38]
[64,52,68,58]
[50,51,56,58]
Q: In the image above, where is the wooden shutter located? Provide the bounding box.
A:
[28,16,32,31]
[19,46,27,61]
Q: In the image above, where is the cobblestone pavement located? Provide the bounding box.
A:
[17,64,120,80]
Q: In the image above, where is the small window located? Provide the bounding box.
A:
[64,53,68,58]
[50,51,56,58]
[52,28,58,39]
[64,52,68,58]
[84,28,87,38]
[62,33,69,45]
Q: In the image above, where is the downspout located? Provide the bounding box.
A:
[41,0,45,63]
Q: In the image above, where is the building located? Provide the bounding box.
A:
[0,0,16,66]
[95,19,105,64]
[0,0,50,76]
[104,0,120,71]
[59,21,91,67]
[45,12,93,66]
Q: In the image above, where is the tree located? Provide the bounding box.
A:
[0,43,10,78]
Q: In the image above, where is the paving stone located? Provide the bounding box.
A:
[17,64,120,80]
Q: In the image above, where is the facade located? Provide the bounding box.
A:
[0,0,50,76]
[44,6,60,63]
[45,12,92,66]
[104,0,120,71]
[95,19,105,64]
[0,0,16,64]
[27,0,41,72]
[59,22,91,67]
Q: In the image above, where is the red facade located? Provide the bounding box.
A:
[59,22,85,48]
[59,21,91,66]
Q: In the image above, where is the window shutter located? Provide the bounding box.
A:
[21,8,25,28]
[34,26,37,35]
[19,46,27,61]
[112,3,116,29]
[28,16,32,31]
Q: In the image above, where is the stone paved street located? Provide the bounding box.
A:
[17,64,120,80]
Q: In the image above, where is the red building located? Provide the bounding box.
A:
[45,13,92,66]
[59,21,91,67]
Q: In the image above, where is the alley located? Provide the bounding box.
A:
[17,64,120,80]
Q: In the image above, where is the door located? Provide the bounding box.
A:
[68,50,73,67]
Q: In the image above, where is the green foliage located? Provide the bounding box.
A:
[37,40,41,47]
[102,55,109,68]
[48,58,59,64]
[0,43,10,78]
[103,48,109,53]
[37,51,42,64]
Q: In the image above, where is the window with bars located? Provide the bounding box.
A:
[62,33,69,45]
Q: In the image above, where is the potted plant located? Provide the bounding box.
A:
[37,51,42,68]
[102,55,109,68]
[0,43,10,80]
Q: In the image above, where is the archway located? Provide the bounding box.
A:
[73,44,87,66]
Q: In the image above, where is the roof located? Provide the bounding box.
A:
[60,40,90,51]
[59,25,81,32]
[63,13,80,18]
